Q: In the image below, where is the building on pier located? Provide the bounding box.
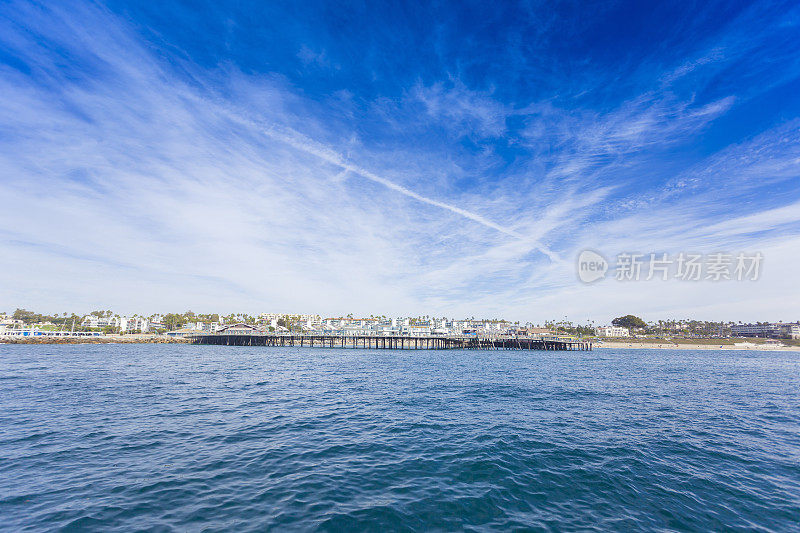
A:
[217,323,259,335]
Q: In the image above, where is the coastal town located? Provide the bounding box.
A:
[1,309,799,346]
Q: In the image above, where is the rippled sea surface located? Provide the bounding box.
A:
[2,345,800,531]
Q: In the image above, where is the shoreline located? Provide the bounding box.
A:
[3,336,799,351]
[0,334,188,345]
[598,341,800,351]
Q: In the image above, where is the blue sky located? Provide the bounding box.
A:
[1,0,800,322]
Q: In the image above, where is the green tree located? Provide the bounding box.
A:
[163,313,185,331]
[612,315,647,329]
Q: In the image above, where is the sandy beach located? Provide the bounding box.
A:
[598,341,800,352]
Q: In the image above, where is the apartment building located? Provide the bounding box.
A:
[731,323,800,339]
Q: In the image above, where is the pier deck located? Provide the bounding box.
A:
[190,334,591,351]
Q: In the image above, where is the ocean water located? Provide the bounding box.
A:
[1,345,799,532]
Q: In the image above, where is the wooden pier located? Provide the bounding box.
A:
[189,334,592,351]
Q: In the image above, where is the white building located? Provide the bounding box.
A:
[730,323,780,337]
[148,316,166,331]
[400,325,431,336]
[595,326,630,337]
[340,325,378,336]
[83,315,149,333]
[118,316,149,333]
[82,315,112,329]
[0,317,23,329]
[185,321,220,333]
[783,323,800,339]
[731,323,800,339]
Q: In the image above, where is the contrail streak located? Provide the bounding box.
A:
[214,106,561,262]
[260,125,524,238]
